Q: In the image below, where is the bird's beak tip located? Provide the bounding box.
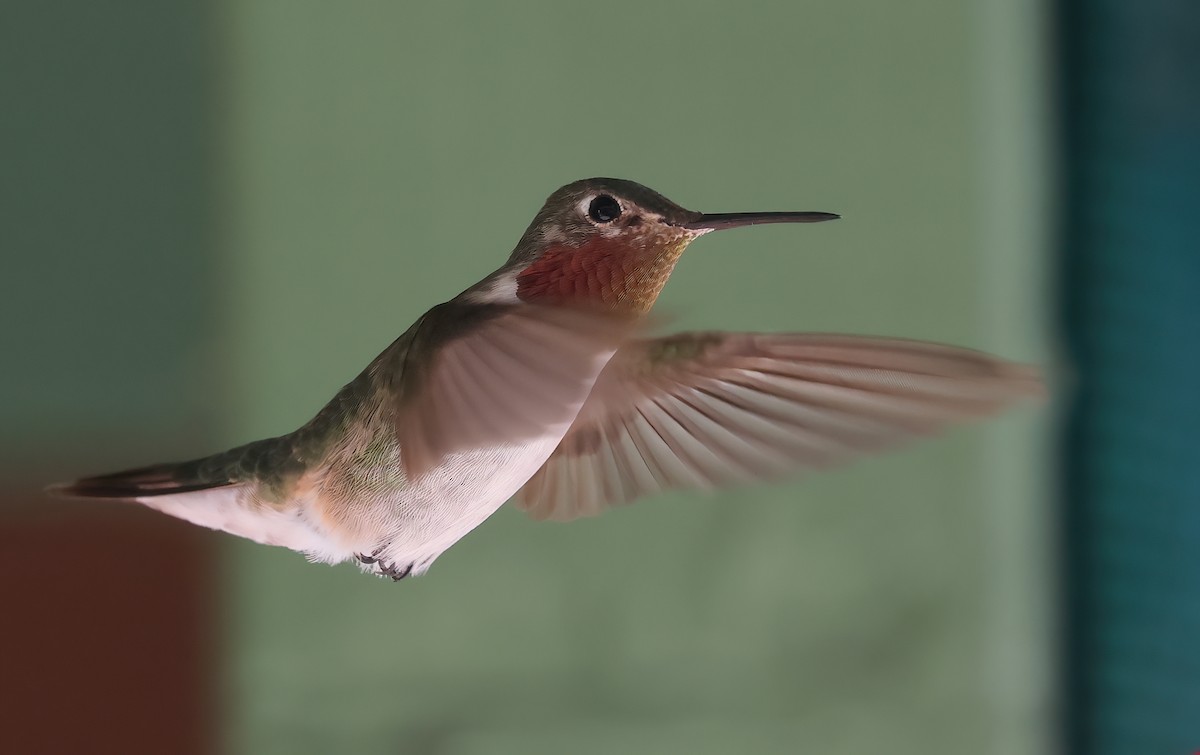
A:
[684,211,841,231]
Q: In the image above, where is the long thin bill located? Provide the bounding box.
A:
[684,211,840,231]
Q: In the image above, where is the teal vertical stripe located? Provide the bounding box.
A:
[1060,1,1200,753]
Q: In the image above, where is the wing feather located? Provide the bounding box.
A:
[393,303,634,479]
[514,332,1042,520]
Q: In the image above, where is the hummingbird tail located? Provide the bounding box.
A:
[46,458,238,499]
[46,444,344,558]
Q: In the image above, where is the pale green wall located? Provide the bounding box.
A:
[215,2,1050,753]
[1,1,222,482]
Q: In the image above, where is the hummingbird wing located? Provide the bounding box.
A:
[391,302,635,479]
[512,332,1042,521]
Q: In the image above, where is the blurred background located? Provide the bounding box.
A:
[1,1,1196,753]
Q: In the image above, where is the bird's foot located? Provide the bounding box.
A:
[356,552,414,581]
[379,561,413,581]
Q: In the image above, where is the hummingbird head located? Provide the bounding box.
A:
[466,177,838,315]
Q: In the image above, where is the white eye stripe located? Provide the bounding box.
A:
[577,194,610,220]
[576,194,597,219]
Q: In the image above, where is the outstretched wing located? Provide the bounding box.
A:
[513,332,1042,521]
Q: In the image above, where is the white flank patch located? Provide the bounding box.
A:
[137,487,348,563]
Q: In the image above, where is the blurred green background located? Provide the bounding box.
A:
[3,1,1054,753]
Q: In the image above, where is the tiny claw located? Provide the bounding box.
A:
[356,553,378,564]
[394,564,414,581]
[383,562,413,581]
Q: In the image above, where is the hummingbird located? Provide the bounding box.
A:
[50,178,1041,581]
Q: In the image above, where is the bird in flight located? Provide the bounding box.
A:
[51,178,1041,581]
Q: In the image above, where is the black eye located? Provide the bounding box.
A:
[587,194,622,223]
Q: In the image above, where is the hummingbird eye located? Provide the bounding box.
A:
[586,195,622,224]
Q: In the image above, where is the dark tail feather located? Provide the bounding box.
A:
[47,460,238,499]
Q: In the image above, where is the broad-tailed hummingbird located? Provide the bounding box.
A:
[51,178,1041,581]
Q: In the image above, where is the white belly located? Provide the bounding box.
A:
[345,431,567,574]
[132,431,563,574]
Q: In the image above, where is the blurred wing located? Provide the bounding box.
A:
[392,303,634,479]
[513,332,1042,521]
